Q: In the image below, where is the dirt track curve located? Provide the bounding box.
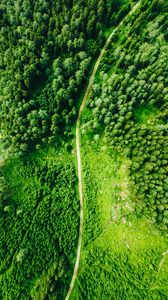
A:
[65,2,141,299]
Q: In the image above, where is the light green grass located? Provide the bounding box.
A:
[81,135,136,227]
[82,142,116,226]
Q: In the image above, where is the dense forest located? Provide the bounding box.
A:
[0,0,168,299]
[0,0,134,155]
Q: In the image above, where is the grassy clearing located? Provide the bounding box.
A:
[80,133,136,226]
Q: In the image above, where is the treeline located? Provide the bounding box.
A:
[0,156,79,299]
[0,0,132,155]
[83,0,168,228]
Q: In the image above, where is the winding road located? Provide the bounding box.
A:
[65,2,141,299]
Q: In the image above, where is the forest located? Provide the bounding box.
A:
[0,0,134,155]
[0,0,168,299]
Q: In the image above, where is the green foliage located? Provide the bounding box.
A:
[72,2,168,298]
[82,157,102,246]
[1,0,168,299]
[84,1,168,229]
[75,236,168,300]
[0,0,130,155]
[72,139,168,300]
[0,149,79,299]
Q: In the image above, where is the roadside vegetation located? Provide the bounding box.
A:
[71,138,168,300]
[81,0,168,230]
[0,0,168,299]
[71,1,168,299]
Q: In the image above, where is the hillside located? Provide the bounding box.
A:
[0,0,168,299]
